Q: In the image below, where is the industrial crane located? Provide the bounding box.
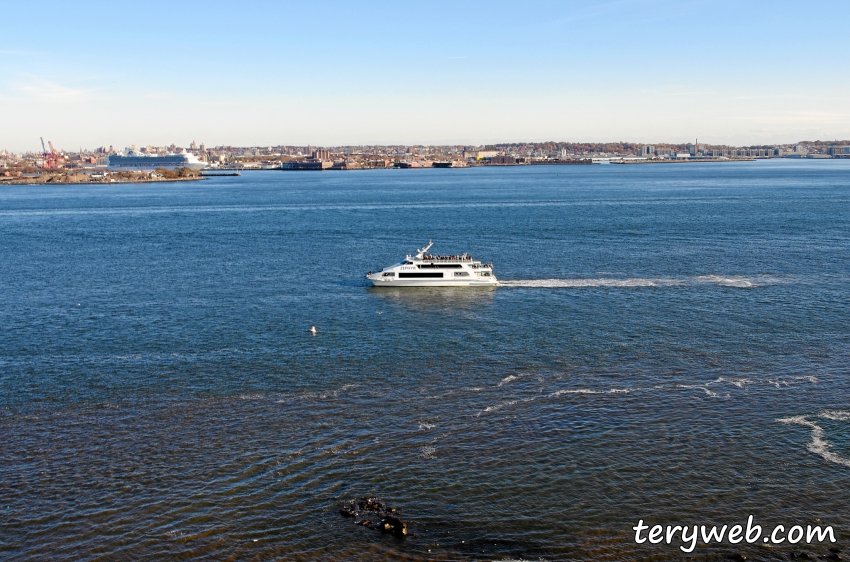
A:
[39,137,58,168]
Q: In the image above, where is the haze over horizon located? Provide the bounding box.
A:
[2,0,848,152]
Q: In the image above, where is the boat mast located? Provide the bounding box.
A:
[415,240,433,260]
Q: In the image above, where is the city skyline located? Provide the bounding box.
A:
[2,0,849,152]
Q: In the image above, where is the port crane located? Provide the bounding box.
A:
[39,137,58,168]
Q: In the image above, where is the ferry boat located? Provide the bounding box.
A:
[107,151,206,171]
[366,241,498,287]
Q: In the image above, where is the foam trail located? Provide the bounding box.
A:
[419,446,437,459]
[500,275,781,289]
[677,384,721,397]
[498,375,520,387]
[480,400,518,414]
[696,275,758,288]
[820,410,850,421]
[550,388,632,397]
[479,387,634,416]
[778,414,850,468]
[550,389,602,396]
[715,377,754,388]
[500,278,684,288]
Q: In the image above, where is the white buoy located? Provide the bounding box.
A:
[310,326,317,335]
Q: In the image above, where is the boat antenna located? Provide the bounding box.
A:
[415,240,433,259]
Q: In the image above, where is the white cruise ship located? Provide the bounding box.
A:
[107,151,206,171]
[366,241,498,287]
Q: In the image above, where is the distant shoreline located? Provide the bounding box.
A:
[611,158,757,164]
[0,174,205,186]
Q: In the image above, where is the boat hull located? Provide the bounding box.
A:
[368,278,498,287]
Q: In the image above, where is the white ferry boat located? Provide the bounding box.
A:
[367,241,498,287]
[107,151,206,171]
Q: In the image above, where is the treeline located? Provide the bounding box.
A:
[154,167,201,178]
[797,140,850,149]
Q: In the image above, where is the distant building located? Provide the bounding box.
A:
[637,145,654,157]
[462,149,498,160]
[786,144,808,157]
[488,155,518,165]
[828,146,849,155]
[280,160,332,170]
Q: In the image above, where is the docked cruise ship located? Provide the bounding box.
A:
[366,241,498,287]
[107,151,206,171]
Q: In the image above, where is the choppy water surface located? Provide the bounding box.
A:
[1,161,849,560]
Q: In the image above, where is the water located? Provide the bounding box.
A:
[1,161,849,560]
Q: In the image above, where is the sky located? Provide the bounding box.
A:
[1,0,849,152]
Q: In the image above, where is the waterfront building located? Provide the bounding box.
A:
[489,155,518,164]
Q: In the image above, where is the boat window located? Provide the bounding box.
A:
[399,272,444,279]
[477,271,491,276]
[418,263,462,269]
[454,271,470,277]
[383,272,395,277]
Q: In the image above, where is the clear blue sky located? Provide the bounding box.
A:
[2,0,848,152]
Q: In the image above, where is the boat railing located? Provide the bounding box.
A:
[421,254,474,262]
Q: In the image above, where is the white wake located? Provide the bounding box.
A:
[778,411,850,468]
[500,275,782,289]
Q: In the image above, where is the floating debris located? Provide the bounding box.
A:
[339,496,408,537]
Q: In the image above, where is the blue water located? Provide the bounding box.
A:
[1,161,849,560]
